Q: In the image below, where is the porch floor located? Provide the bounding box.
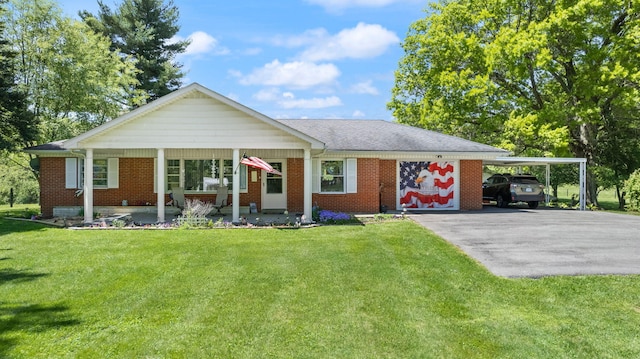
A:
[128,211,308,226]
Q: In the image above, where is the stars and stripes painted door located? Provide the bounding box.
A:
[399,161,455,209]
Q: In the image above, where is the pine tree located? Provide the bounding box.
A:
[81,0,190,103]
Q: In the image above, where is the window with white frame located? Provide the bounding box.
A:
[167,159,180,191]
[93,159,108,187]
[166,159,247,192]
[313,158,357,194]
[65,157,118,189]
[184,159,215,191]
[321,160,345,193]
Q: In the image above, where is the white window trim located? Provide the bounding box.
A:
[155,158,249,194]
[65,157,118,189]
[316,158,357,194]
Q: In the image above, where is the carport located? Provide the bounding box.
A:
[484,157,587,211]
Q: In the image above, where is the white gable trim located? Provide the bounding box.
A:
[63,83,324,150]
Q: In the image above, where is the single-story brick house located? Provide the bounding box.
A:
[25,82,509,224]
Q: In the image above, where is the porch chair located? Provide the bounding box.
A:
[212,186,228,215]
[171,187,185,209]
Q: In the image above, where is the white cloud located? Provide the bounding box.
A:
[350,80,379,95]
[172,31,229,56]
[238,60,340,89]
[253,89,342,109]
[270,28,329,48]
[279,96,342,109]
[298,23,399,62]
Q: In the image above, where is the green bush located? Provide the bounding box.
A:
[0,154,39,204]
[623,169,640,211]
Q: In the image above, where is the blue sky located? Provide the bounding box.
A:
[57,0,428,121]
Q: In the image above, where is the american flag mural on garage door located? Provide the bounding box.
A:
[399,161,455,209]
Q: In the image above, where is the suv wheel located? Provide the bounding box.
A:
[528,201,539,209]
[497,194,508,208]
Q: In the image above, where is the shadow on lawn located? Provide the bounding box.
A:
[0,218,52,236]
[0,268,80,356]
[0,268,49,284]
[0,301,80,356]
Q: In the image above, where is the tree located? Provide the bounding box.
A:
[389,0,640,206]
[3,0,146,145]
[80,0,190,103]
[0,0,37,152]
[1,0,145,200]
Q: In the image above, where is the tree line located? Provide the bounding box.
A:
[0,0,188,204]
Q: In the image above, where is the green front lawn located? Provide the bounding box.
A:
[1,218,639,358]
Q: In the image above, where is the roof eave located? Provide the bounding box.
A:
[318,150,511,159]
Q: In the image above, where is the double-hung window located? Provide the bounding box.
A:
[321,160,345,193]
[314,158,357,194]
[93,159,108,188]
[65,158,119,189]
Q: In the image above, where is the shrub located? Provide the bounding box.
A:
[178,199,215,228]
[623,169,640,211]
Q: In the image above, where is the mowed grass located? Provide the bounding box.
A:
[1,217,640,358]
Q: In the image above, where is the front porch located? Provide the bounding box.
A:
[53,205,298,225]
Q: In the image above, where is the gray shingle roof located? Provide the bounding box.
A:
[277,119,508,153]
[25,120,508,155]
[24,140,66,152]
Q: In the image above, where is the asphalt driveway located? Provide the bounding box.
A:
[412,206,640,278]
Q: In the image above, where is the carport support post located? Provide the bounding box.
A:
[545,163,550,205]
[579,160,587,211]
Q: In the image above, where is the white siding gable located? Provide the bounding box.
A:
[81,92,309,150]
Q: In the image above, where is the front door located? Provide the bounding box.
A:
[261,160,287,211]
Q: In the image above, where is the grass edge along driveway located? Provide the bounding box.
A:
[1,218,640,358]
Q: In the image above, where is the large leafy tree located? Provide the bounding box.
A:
[81,0,190,103]
[4,0,146,143]
[389,0,640,205]
[0,0,36,152]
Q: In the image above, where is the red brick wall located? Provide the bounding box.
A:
[311,158,380,213]
[39,156,484,217]
[39,157,79,217]
[379,160,396,210]
[459,160,483,210]
[93,158,156,206]
[244,168,262,210]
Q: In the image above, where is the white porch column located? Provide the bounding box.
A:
[232,149,240,223]
[303,148,312,222]
[157,148,165,223]
[83,149,94,224]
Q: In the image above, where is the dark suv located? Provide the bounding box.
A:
[482,174,545,208]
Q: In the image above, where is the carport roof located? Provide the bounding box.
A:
[484,156,587,211]
[485,156,586,166]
